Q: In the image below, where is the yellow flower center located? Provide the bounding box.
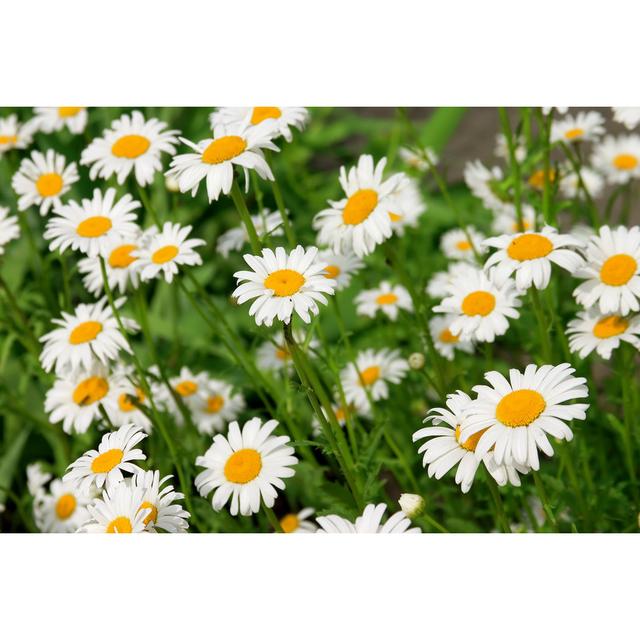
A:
[152,245,179,264]
[69,320,102,345]
[251,107,282,125]
[108,244,137,268]
[335,406,347,422]
[72,376,109,406]
[506,233,554,261]
[342,189,379,225]
[358,365,380,386]
[461,291,496,317]
[90,448,124,474]
[455,240,471,251]
[528,168,556,189]
[76,216,112,238]
[439,328,459,343]
[324,265,341,279]
[564,127,584,140]
[111,134,150,159]
[455,425,488,452]
[118,388,144,412]
[175,380,198,397]
[138,501,158,526]
[206,395,225,413]
[593,315,629,339]
[280,513,299,533]
[0,135,17,145]
[224,448,262,484]
[55,493,77,520]
[36,173,63,198]
[613,154,638,171]
[201,136,247,164]
[106,516,133,533]
[275,346,290,361]
[264,269,306,296]
[376,293,398,305]
[600,254,637,286]
[495,389,546,427]
[58,107,82,118]
[389,211,403,222]
[511,219,533,232]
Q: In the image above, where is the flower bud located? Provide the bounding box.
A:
[398,493,425,519]
[408,352,425,370]
[165,175,180,193]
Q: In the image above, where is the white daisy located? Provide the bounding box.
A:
[110,364,153,433]
[131,470,190,533]
[81,110,179,186]
[567,309,640,360]
[312,155,407,257]
[0,206,20,255]
[491,203,537,235]
[559,165,605,199]
[26,462,52,500]
[311,401,363,437]
[398,145,438,171]
[483,226,584,291]
[80,480,149,533]
[494,133,526,163]
[33,478,92,533]
[233,245,335,326]
[430,315,474,361]
[192,379,246,435]
[355,281,413,320]
[440,226,486,262]
[612,107,640,130]
[31,107,88,135]
[528,167,558,191]
[255,330,318,373]
[0,114,35,154]
[195,417,298,516]
[63,422,147,493]
[570,223,596,246]
[12,150,79,216]
[135,222,205,283]
[426,262,481,299]
[550,111,605,144]
[279,507,317,533]
[591,135,640,184]
[433,268,522,342]
[315,249,363,291]
[165,120,278,202]
[573,225,640,315]
[210,107,309,142]
[386,178,426,236]
[464,160,509,213]
[216,209,284,257]
[44,187,140,257]
[155,366,211,421]
[316,503,420,534]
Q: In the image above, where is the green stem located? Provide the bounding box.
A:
[267,153,297,247]
[265,506,284,532]
[137,184,161,226]
[529,287,553,362]
[487,478,510,533]
[561,141,600,228]
[419,511,449,534]
[498,107,523,230]
[532,471,560,531]
[230,180,261,254]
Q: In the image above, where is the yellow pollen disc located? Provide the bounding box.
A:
[335,407,347,422]
[251,107,282,125]
[275,347,290,360]
[69,320,102,345]
[264,269,306,296]
[461,291,496,317]
[600,254,637,286]
[506,233,553,261]
[613,154,638,171]
[58,107,82,118]
[280,513,299,533]
[106,516,133,533]
[138,501,158,526]
[90,448,124,474]
[111,134,150,159]
[455,424,488,452]
[324,265,341,279]
[439,328,459,343]
[224,448,262,484]
[206,395,225,413]
[72,376,109,406]
[512,219,532,232]
[175,380,198,397]
[359,365,380,386]
[108,244,137,268]
[496,389,546,428]
[342,189,379,225]
[36,173,63,197]
[0,135,18,145]
[118,388,144,412]
[564,127,584,140]
[55,494,77,520]
[76,216,112,238]
[528,168,556,189]
[593,315,629,339]
[376,293,398,305]
[152,245,179,264]
[389,211,403,222]
[455,240,471,251]
[201,135,247,164]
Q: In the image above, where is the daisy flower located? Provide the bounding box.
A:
[491,203,537,235]
[430,315,474,361]
[570,223,596,246]
[398,145,438,171]
[216,209,284,257]
[567,309,640,360]
[33,478,92,533]
[64,422,147,493]
[81,110,179,186]
[156,366,211,420]
[573,225,640,315]
[440,226,486,262]
[0,114,35,154]
[464,160,508,213]
[210,107,309,142]
[44,187,140,257]
[255,330,318,373]
[110,365,153,433]
[39,297,135,374]
[316,503,420,534]
[340,348,409,412]
[0,206,20,255]
[44,363,121,434]
[135,222,205,284]
[612,107,640,130]
[461,363,589,470]
[80,480,149,533]
[165,120,278,202]
[12,150,79,216]
[495,133,526,163]
[312,155,407,257]
[233,245,335,326]
[192,379,246,435]
[386,178,426,236]
[279,507,317,533]
[31,107,88,134]
[550,111,605,144]
[355,281,413,320]
[433,268,522,342]
[26,462,52,500]
[528,168,557,191]
[426,262,481,299]
[413,391,527,494]
[311,401,363,437]
[131,470,190,533]
[195,417,298,517]
[315,249,363,291]
[559,165,605,199]
[483,226,584,291]
[591,135,640,184]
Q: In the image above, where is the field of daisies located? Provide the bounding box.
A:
[0,105,639,534]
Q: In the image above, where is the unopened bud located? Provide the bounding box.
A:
[408,352,425,370]
[399,493,425,519]
[165,175,180,193]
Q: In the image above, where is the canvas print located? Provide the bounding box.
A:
[0,106,638,533]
